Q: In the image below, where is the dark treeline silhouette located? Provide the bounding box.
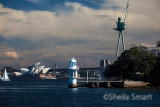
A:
[104,44,160,87]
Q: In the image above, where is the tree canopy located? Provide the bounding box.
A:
[105,45,159,85]
[149,53,160,87]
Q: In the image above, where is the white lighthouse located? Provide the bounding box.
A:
[68,56,79,88]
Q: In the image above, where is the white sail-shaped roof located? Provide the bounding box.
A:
[34,69,38,74]
[34,65,45,74]
[20,68,30,75]
[20,62,50,75]
[14,72,22,76]
[38,65,45,74]
[42,68,50,74]
[20,68,29,71]
[29,65,35,74]
[30,62,41,75]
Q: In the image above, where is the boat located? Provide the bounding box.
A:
[2,69,10,81]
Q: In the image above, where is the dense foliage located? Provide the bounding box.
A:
[157,41,160,47]
[149,53,160,87]
[105,45,160,86]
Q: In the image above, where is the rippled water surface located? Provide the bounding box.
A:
[0,79,160,107]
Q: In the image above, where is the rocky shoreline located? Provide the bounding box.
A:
[77,80,160,90]
[124,80,156,89]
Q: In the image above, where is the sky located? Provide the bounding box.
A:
[0,0,160,69]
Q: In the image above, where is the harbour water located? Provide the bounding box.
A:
[0,79,160,107]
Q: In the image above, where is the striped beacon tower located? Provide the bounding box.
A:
[68,56,79,88]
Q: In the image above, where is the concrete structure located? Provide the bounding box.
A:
[100,60,110,78]
[68,56,79,88]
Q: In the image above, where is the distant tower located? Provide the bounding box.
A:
[114,0,129,60]
[53,63,57,76]
[100,60,110,78]
[55,63,57,69]
[68,56,79,88]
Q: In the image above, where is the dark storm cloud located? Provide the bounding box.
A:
[0,0,119,12]
[0,36,33,50]
[0,35,91,51]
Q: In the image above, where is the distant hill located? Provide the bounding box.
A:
[0,67,17,74]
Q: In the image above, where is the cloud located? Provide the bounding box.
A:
[0,0,160,68]
[0,2,117,41]
[0,1,159,44]
[4,51,19,59]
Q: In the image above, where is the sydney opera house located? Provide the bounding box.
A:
[13,62,52,79]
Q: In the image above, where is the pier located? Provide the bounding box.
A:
[77,77,123,83]
[77,77,124,88]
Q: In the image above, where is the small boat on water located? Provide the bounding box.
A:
[2,69,10,81]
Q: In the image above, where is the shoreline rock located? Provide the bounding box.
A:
[124,80,156,89]
[76,80,159,89]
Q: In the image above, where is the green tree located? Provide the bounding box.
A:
[149,53,160,87]
[108,45,157,80]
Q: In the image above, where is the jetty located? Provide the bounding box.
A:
[77,77,124,88]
